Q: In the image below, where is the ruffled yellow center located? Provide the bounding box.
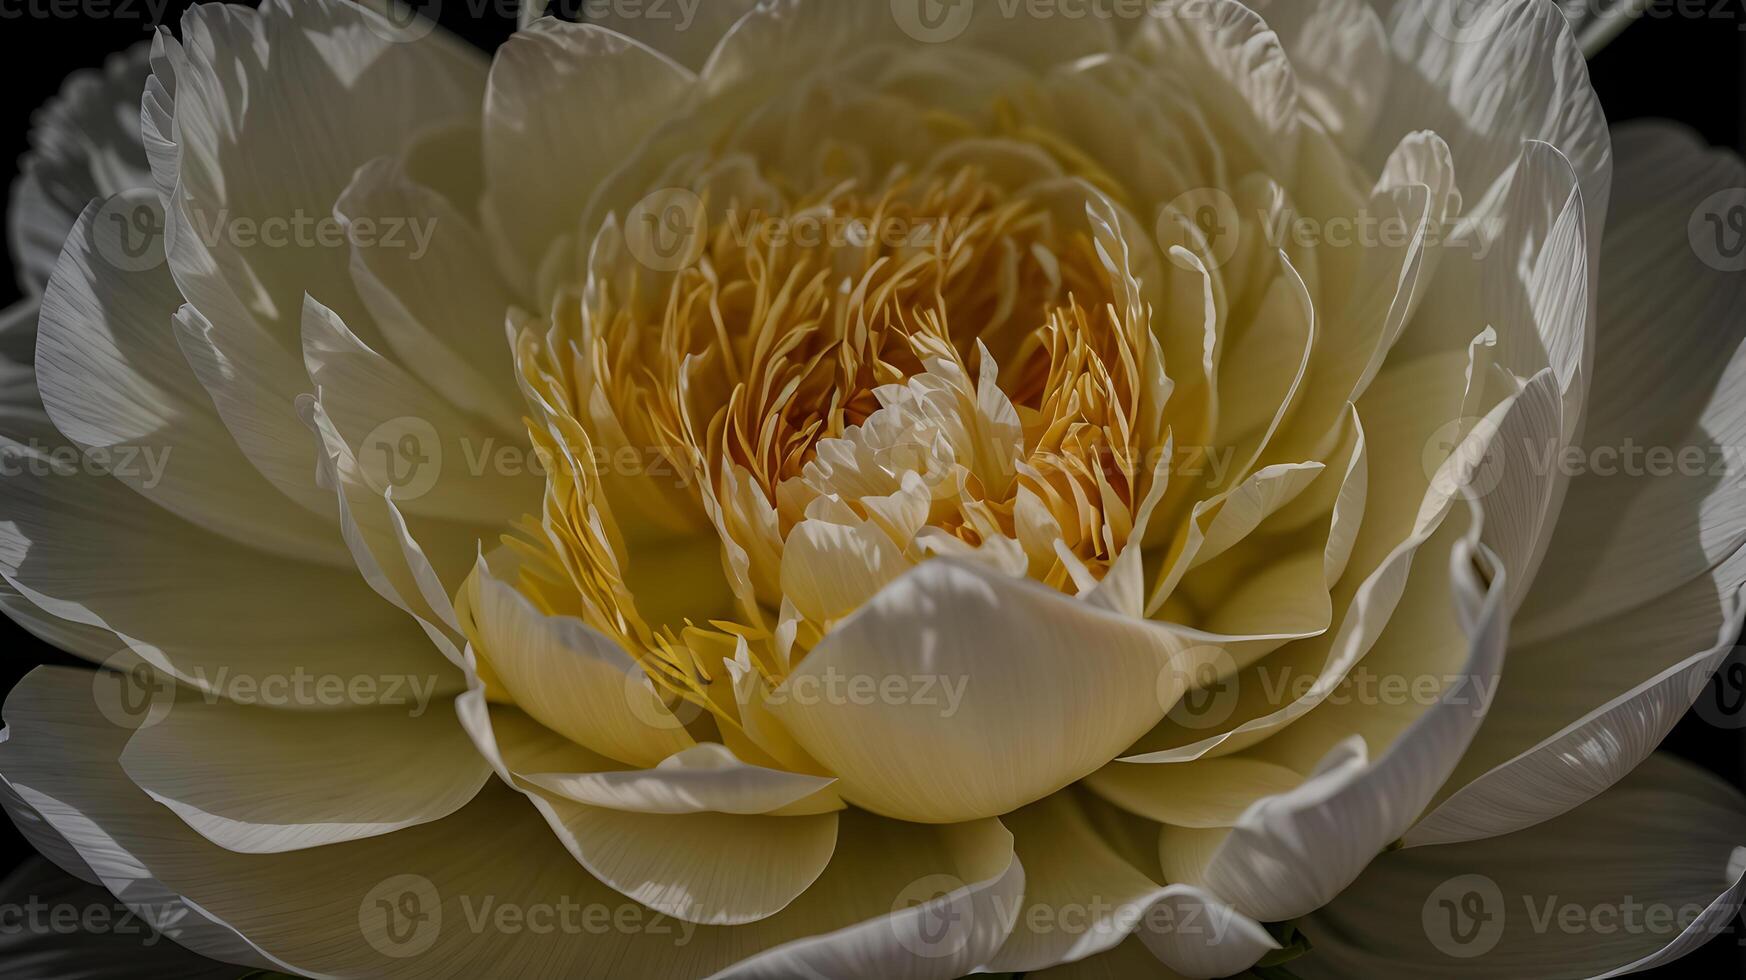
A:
[496,165,1168,721]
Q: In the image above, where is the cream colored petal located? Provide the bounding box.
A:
[1253,0,1388,153]
[1132,0,1301,180]
[1123,349,1470,765]
[147,0,485,350]
[0,667,1021,978]
[483,19,694,290]
[584,0,760,71]
[1301,755,1746,979]
[299,394,481,667]
[119,696,490,854]
[524,742,839,816]
[1194,527,1507,922]
[37,196,346,566]
[468,562,695,767]
[300,296,536,523]
[767,558,1183,823]
[336,156,522,431]
[1370,0,1611,256]
[1518,124,1746,642]
[456,698,840,925]
[1088,757,1304,830]
[778,517,911,625]
[991,793,1283,978]
[536,798,839,927]
[0,434,460,699]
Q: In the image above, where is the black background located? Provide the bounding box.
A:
[0,3,1743,977]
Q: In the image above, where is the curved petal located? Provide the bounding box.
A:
[0,431,461,699]
[766,558,1186,824]
[0,858,235,979]
[465,561,696,767]
[1370,0,1611,256]
[989,793,1280,979]
[1194,522,1507,922]
[0,666,1021,978]
[118,694,490,854]
[38,195,347,565]
[1300,754,1746,979]
[483,18,695,290]
[582,0,761,72]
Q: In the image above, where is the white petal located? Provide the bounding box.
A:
[0,667,1021,978]
[119,695,490,853]
[483,19,694,289]
[38,195,346,565]
[1301,754,1746,978]
[1193,523,1507,922]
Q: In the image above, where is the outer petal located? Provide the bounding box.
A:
[1369,0,1611,253]
[1410,123,1746,843]
[0,666,1023,979]
[0,858,234,979]
[1191,519,1507,922]
[582,0,760,72]
[38,196,346,565]
[118,694,491,854]
[1299,754,1746,979]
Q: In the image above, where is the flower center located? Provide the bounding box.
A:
[496,163,1168,712]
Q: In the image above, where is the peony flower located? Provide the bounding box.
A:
[2,0,1744,976]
